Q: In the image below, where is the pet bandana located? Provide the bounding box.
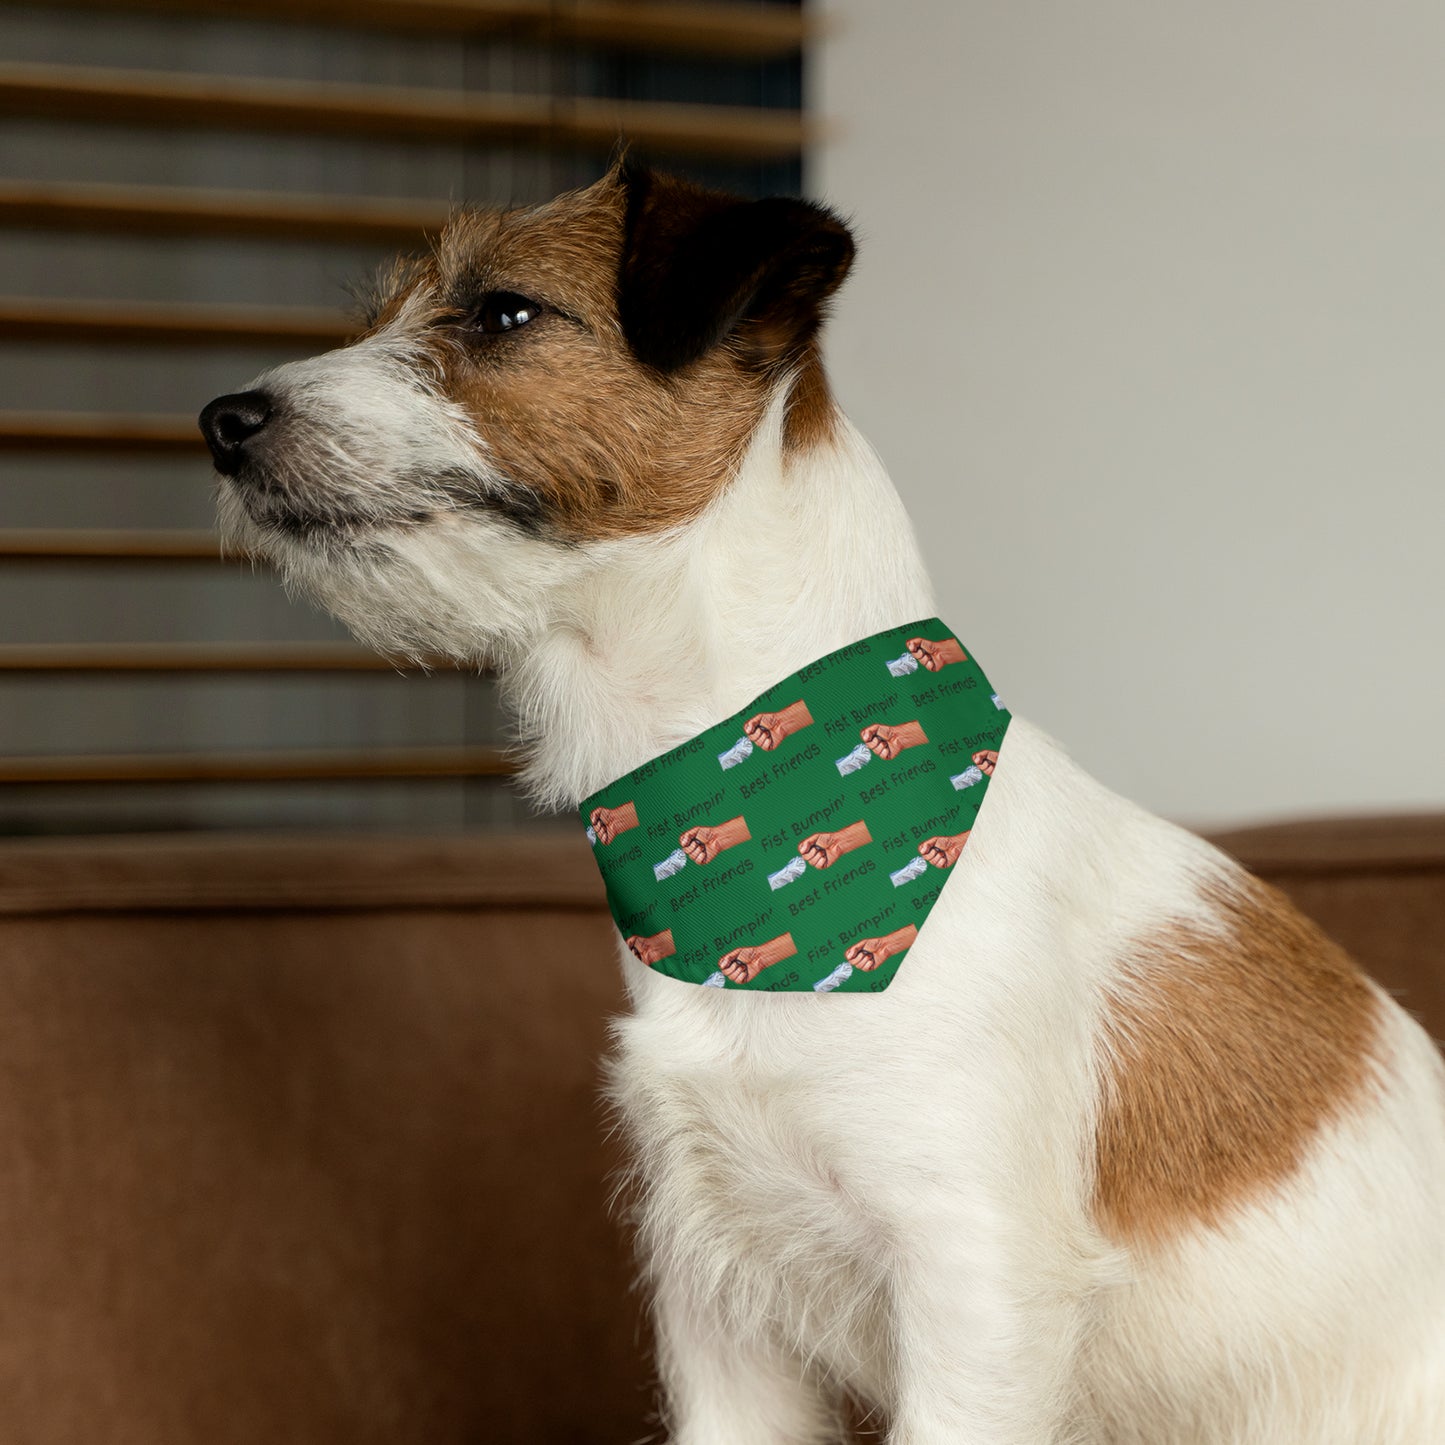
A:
[581,620,1011,993]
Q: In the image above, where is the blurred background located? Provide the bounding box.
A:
[0,0,801,837]
[818,1,1445,828]
[2,1,1441,839]
[0,4,1441,1443]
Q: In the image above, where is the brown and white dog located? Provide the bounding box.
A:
[200,164,1445,1444]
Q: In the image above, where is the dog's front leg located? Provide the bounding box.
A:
[882,1211,1094,1445]
[653,1272,844,1445]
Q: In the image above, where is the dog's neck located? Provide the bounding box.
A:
[502,396,937,811]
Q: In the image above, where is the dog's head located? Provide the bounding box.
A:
[200,163,854,660]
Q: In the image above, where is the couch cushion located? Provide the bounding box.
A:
[0,833,644,1445]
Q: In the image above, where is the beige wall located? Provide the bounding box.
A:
[814,1,1445,827]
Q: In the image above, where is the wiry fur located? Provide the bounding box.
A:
[206,170,1445,1444]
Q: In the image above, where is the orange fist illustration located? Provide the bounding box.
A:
[797,819,873,870]
[906,636,967,672]
[844,924,919,972]
[679,814,751,865]
[589,800,639,844]
[717,932,797,985]
[971,750,1000,776]
[743,700,814,751]
[918,832,971,869]
[625,930,676,966]
[860,719,929,761]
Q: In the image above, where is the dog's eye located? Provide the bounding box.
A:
[472,292,543,334]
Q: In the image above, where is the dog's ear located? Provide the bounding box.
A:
[617,162,855,374]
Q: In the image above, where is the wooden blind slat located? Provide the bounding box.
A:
[0,297,353,348]
[0,643,427,673]
[0,0,810,58]
[0,180,448,245]
[0,62,812,161]
[0,529,228,561]
[0,745,513,783]
[0,412,202,452]
[544,0,810,58]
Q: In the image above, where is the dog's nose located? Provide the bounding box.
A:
[199,390,273,475]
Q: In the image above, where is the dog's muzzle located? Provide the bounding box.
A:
[199,390,274,476]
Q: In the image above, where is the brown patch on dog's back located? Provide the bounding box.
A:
[1093,873,1381,1247]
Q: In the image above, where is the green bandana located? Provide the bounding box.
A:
[581,620,1011,993]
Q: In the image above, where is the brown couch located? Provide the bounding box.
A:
[0,817,1440,1443]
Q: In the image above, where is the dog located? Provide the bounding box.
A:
[200,162,1445,1444]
